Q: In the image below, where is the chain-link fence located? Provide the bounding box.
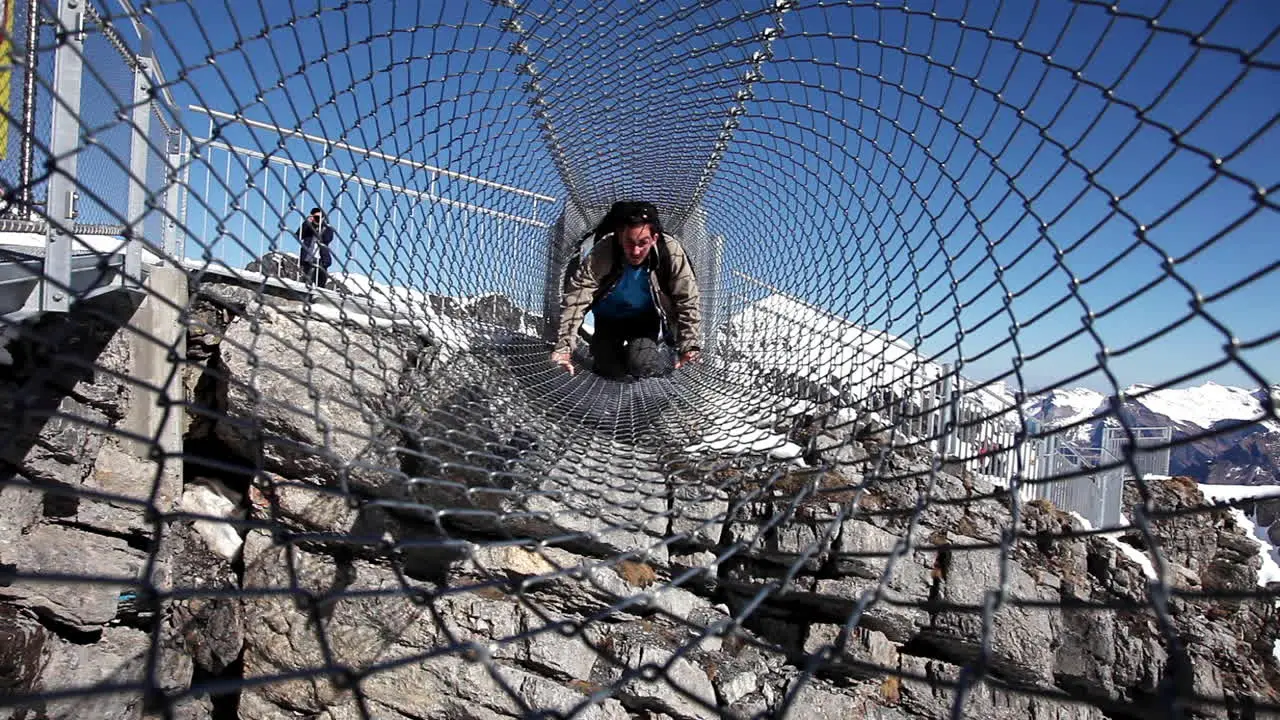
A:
[1,1,1278,719]
[0,0,181,233]
[0,0,54,228]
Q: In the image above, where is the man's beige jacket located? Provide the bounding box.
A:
[554,234,701,356]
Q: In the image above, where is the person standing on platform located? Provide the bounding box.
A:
[299,207,335,289]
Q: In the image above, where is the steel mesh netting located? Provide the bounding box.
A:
[142,100,177,249]
[1,1,1279,720]
[0,0,56,225]
[69,0,138,228]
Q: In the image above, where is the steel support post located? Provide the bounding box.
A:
[938,364,955,459]
[42,0,86,312]
[126,45,153,283]
[164,135,181,260]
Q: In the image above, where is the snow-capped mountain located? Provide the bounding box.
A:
[1023,388,1108,443]
[1026,382,1280,485]
[1124,382,1276,431]
[717,293,1279,485]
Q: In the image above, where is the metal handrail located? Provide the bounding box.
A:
[188,106,558,203]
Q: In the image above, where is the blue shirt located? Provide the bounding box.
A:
[593,264,655,319]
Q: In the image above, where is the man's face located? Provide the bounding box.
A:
[311,212,323,224]
[619,223,656,266]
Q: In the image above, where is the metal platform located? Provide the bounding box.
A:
[0,243,142,323]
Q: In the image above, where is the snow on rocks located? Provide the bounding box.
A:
[178,485,243,561]
[1069,511,1157,580]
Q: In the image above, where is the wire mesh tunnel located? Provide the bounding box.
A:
[0,1,1278,719]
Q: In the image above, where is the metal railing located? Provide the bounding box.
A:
[1103,426,1174,481]
[183,104,557,305]
[1031,428,1172,529]
[0,0,186,316]
[1032,437,1126,528]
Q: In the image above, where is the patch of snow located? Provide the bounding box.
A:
[455,292,508,309]
[723,294,936,393]
[971,381,1018,415]
[1199,485,1280,650]
[778,399,815,419]
[178,486,242,561]
[1105,534,1157,580]
[683,424,792,458]
[183,258,300,290]
[1198,483,1280,504]
[720,292,1023,437]
[308,304,396,329]
[306,300,472,358]
[1223,501,1280,669]
[830,407,859,429]
[1223,507,1280,587]
[1124,381,1267,430]
[769,442,805,462]
[1072,509,1158,580]
[183,259,495,364]
[1067,511,1094,531]
[5,230,165,265]
[1035,387,1107,427]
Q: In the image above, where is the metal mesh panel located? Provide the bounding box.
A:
[1,2,1278,720]
[143,100,174,249]
[70,0,136,228]
[0,0,55,223]
[0,0,27,211]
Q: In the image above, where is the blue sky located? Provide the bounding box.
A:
[696,0,1279,393]
[134,0,1278,394]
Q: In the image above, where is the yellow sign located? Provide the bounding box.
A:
[0,0,14,160]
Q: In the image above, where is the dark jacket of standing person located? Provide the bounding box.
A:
[299,207,335,288]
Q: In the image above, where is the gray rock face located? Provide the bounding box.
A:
[237,529,642,720]
[38,625,151,720]
[215,299,419,489]
[0,289,180,720]
[896,655,1106,720]
[14,396,109,488]
[0,292,175,536]
[0,524,145,630]
[786,678,910,720]
[925,543,1058,685]
[589,623,718,720]
[810,429,872,469]
[1115,477,1278,706]
[0,480,42,547]
[189,288,687,568]
[6,276,1278,720]
[804,624,899,679]
[159,521,244,677]
[669,482,728,548]
[0,604,46,697]
[77,439,166,537]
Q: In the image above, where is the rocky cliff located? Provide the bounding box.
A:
[1,277,1277,719]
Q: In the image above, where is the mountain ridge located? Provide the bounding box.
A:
[1022,381,1280,485]
[720,292,1279,485]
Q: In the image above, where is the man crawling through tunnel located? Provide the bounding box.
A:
[550,201,702,379]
